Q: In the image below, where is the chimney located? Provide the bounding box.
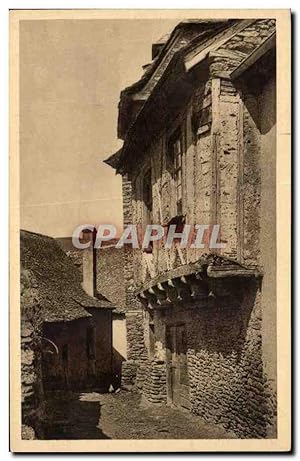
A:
[81,228,97,298]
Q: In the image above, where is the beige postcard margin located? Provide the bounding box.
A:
[9,9,291,453]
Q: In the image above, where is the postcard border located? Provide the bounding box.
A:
[9,8,291,453]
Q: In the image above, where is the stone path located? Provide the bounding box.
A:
[98,391,237,439]
[43,390,236,440]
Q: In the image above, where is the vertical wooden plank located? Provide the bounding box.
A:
[237,91,245,263]
[210,78,221,233]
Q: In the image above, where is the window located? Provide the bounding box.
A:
[167,129,183,215]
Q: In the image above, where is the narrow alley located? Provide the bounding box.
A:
[43,390,236,440]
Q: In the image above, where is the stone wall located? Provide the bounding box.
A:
[121,361,138,389]
[141,359,167,405]
[148,279,276,438]
[122,174,144,307]
[21,319,44,439]
[96,246,126,308]
[126,311,147,361]
[21,268,45,439]
[121,311,148,389]
[120,174,148,388]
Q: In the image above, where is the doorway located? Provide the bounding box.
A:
[166,324,190,409]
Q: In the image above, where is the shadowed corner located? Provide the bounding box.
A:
[42,392,111,440]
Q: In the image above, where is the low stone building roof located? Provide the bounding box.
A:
[20,230,113,323]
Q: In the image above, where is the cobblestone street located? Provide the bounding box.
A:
[43,390,236,439]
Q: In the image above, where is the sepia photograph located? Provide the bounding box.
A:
[9,9,291,452]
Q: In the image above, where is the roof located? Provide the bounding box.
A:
[230,31,276,80]
[105,18,276,173]
[103,148,123,169]
[116,19,233,140]
[20,230,113,323]
[151,31,172,59]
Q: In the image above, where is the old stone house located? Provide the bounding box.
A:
[20,230,114,438]
[105,19,276,438]
[57,236,127,385]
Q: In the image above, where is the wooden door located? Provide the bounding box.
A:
[166,324,190,409]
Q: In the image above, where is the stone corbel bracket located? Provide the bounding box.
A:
[137,259,262,311]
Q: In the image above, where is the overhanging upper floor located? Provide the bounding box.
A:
[137,254,262,310]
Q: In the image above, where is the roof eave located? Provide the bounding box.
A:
[184,19,254,72]
[230,31,276,80]
[103,148,123,170]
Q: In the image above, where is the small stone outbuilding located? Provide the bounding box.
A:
[56,237,128,387]
[20,230,114,438]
